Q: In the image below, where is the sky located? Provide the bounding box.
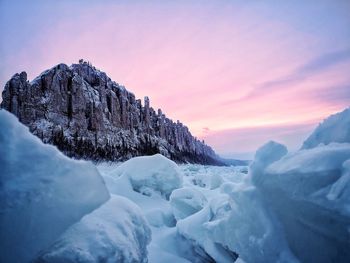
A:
[1,0,350,159]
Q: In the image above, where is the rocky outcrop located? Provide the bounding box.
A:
[1,60,223,165]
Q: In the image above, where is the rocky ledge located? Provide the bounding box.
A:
[1,60,223,165]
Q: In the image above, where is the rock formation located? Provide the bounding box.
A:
[1,60,223,165]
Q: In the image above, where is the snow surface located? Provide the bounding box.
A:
[97,114,350,263]
[35,195,151,263]
[302,107,350,149]
[3,106,350,263]
[97,162,254,263]
[0,110,110,263]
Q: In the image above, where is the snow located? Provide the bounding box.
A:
[3,106,350,263]
[35,195,151,263]
[302,107,350,149]
[96,162,248,263]
[108,154,183,198]
[0,110,110,263]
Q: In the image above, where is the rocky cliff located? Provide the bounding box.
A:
[1,60,223,165]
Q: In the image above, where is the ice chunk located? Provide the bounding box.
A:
[109,154,183,198]
[170,187,207,220]
[35,195,151,263]
[0,110,109,263]
[302,107,350,149]
[327,159,350,203]
[99,167,176,228]
[177,197,238,263]
[177,186,297,263]
[213,186,298,263]
[251,140,288,170]
[256,143,350,263]
[210,173,224,189]
[250,140,287,185]
[265,143,350,198]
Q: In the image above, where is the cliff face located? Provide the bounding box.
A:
[1,60,223,165]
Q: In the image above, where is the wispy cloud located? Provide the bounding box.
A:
[1,0,349,154]
[203,121,317,158]
[308,85,350,104]
[225,48,350,103]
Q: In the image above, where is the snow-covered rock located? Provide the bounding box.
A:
[170,187,207,221]
[35,195,151,263]
[0,110,109,263]
[254,142,350,262]
[110,154,183,198]
[302,107,350,149]
[1,61,221,165]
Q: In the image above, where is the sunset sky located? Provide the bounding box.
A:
[1,0,349,159]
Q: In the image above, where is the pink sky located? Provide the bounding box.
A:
[1,0,350,158]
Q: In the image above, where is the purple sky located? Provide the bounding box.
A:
[1,0,350,159]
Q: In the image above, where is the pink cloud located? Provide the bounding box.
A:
[1,1,349,157]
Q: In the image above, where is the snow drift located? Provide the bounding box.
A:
[35,195,151,263]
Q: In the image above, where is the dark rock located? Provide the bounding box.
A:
[1,60,224,165]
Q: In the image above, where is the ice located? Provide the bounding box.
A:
[108,154,183,198]
[176,194,239,263]
[262,143,350,213]
[327,159,350,202]
[3,105,349,263]
[35,195,151,263]
[169,187,207,220]
[176,185,297,263]
[210,173,224,189]
[302,107,350,149]
[0,110,110,263]
[250,140,287,173]
[100,167,176,228]
[254,142,350,262]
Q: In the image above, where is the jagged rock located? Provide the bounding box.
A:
[1,60,223,165]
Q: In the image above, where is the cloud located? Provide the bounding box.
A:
[295,48,350,75]
[225,48,350,104]
[309,85,350,104]
[257,48,350,92]
[203,121,317,156]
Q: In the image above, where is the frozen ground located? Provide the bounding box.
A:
[1,107,350,262]
[97,161,250,263]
